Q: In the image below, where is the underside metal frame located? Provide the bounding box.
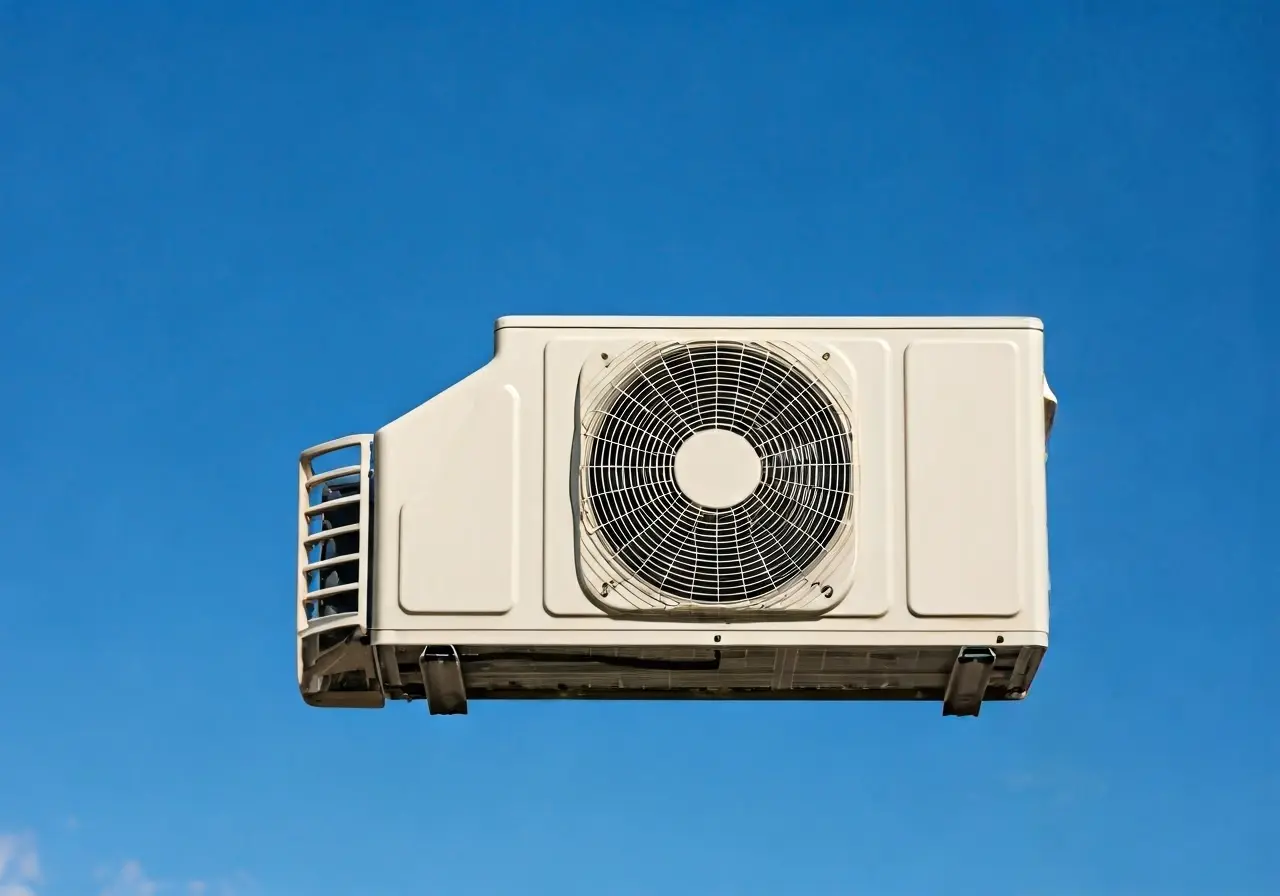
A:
[302,642,1043,714]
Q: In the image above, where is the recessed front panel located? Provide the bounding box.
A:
[904,339,1027,618]
[397,379,522,616]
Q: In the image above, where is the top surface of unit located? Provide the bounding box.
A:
[495,315,1045,331]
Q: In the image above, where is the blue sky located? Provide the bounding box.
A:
[1,2,1276,894]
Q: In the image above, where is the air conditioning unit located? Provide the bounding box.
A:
[297,316,1057,717]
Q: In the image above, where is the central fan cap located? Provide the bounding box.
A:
[674,428,762,508]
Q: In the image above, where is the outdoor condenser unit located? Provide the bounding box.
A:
[297,316,1057,717]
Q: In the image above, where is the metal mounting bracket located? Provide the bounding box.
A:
[942,646,997,717]
[419,645,468,715]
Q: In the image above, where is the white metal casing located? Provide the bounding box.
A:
[297,316,1056,714]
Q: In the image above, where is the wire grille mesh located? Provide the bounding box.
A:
[581,341,854,605]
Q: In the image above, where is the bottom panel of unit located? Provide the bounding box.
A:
[301,637,1045,716]
[418,644,1043,702]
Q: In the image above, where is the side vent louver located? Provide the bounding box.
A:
[296,435,382,708]
[310,479,361,617]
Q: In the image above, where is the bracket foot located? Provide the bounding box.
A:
[419,645,468,715]
[942,647,996,717]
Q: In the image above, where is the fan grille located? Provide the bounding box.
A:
[582,341,853,604]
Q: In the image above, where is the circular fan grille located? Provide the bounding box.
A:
[583,341,853,604]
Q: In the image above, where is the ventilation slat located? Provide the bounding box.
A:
[303,523,359,547]
[305,464,363,490]
[304,494,360,517]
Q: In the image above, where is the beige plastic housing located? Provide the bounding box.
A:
[296,316,1056,714]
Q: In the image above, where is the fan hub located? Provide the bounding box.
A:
[673,428,762,509]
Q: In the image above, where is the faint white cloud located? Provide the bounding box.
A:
[999,762,1108,806]
[1001,769,1038,792]
[98,860,158,896]
[192,874,255,896]
[3,832,244,896]
[0,832,41,896]
[96,860,250,896]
